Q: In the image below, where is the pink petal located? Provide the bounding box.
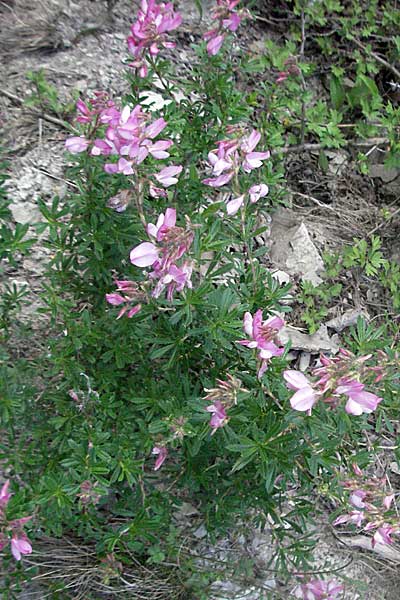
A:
[243,312,253,337]
[283,370,311,391]
[226,195,244,215]
[130,242,159,267]
[65,136,89,154]
[106,293,125,306]
[290,386,316,411]
[145,118,167,139]
[207,34,225,56]
[202,172,234,187]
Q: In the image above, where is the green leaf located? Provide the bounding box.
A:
[330,75,345,110]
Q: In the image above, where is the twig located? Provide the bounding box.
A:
[278,138,390,154]
[352,37,400,81]
[299,7,307,146]
[291,190,336,211]
[0,88,77,133]
[27,163,79,189]
[367,202,400,236]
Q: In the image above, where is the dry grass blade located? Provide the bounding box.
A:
[3,535,186,599]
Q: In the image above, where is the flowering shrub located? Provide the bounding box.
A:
[2,0,400,597]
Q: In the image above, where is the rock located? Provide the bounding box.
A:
[326,150,349,178]
[193,524,207,539]
[342,535,400,562]
[280,324,339,354]
[270,269,291,285]
[173,501,199,521]
[10,202,41,224]
[326,309,368,332]
[369,164,399,183]
[269,211,324,285]
[298,351,311,371]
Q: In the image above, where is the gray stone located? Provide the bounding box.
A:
[269,211,324,285]
[280,324,339,354]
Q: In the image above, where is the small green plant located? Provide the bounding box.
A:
[25,69,76,120]
[342,235,388,277]
[298,279,343,333]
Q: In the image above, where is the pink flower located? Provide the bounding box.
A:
[203,0,249,56]
[154,165,183,187]
[149,183,167,198]
[65,136,89,154]
[90,103,176,177]
[283,370,317,412]
[349,490,367,509]
[238,310,284,378]
[372,525,394,547]
[130,241,160,267]
[344,390,382,416]
[106,280,144,319]
[105,293,125,306]
[147,207,176,241]
[206,400,228,432]
[0,480,11,508]
[202,172,234,187]
[249,183,269,203]
[276,71,289,84]
[203,128,269,189]
[242,151,271,173]
[206,34,225,55]
[333,510,364,528]
[152,262,193,301]
[152,446,168,471]
[226,194,245,215]
[383,494,395,510]
[125,208,194,302]
[10,533,32,561]
[127,0,182,76]
[295,578,344,599]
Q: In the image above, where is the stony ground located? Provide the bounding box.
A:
[1,0,400,598]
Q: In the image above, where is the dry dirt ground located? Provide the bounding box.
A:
[1,1,400,598]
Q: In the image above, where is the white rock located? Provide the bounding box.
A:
[10,202,40,224]
[269,212,324,285]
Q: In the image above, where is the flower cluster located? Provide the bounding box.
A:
[129,208,194,301]
[293,578,344,600]
[106,279,146,319]
[152,445,168,470]
[276,56,301,85]
[203,128,270,215]
[0,481,33,561]
[151,417,189,471]
[65,92,116,154]
[127,0,182,77]
[66,101,182,189]
[237,310,284,378]
[204,374,245,433]
[333,464,398,547]
[77,480,103,507]
[283,348,383,415]
[204,1,250,55]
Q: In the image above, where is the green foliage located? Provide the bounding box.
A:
[342,235,388,277]
[25,69,76,121]
[299,278,342,334]
[0,154,33,337]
